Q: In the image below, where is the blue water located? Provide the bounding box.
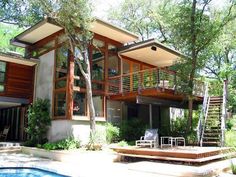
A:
[0,167,70,177]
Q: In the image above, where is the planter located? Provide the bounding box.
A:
[22,146,80,162]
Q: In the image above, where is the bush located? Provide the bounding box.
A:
[117,140,129,147]
[105,123,120,144]
[226,130,236,147]
[120,118,148,142]
[42,137,81,150]
[25,99,51,146]
[231,161,236,175]
[86,130,104,151]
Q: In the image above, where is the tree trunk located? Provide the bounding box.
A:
[187,0,197,132]
[85,74,96,133]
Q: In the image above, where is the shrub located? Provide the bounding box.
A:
[117,140,128,147]
[226,130,236,147]
[231,161,236,175]
[42,137,81,150]
[25,99,51,146]
[86,130,104,151]
[120,118,148,142]
[105,123,120,144]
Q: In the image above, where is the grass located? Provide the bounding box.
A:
[231,161,236,174]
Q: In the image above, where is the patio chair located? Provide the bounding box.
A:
[0,126,10,141]
[136,129,158,148]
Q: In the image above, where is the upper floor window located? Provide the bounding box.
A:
[0,61,6,92]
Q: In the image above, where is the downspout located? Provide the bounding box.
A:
[31,58,39,103]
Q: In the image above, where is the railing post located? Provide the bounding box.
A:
[221,80,228,147]
[156,68,160,89]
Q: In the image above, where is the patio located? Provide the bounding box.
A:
[111,146,236,164]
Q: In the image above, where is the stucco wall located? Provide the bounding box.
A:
[47,120,106,144]
[35,50,54,107]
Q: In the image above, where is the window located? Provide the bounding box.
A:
[108,55,119,77]
[92,49,104,81]
[54,92,67,116]
[73,92,86,116]
[93,95,104,117]
[0,61,6,92]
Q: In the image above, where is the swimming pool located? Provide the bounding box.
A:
[0,167,70,177]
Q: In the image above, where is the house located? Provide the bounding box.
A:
[1,18,203,143]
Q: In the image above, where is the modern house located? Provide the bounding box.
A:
[1,18,203,143]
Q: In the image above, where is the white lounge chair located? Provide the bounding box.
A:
[0,126,10,141]
[136,129,158,148]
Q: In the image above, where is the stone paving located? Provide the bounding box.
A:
[0,150,235,177]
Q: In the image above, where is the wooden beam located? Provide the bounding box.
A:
[136,96,199,109]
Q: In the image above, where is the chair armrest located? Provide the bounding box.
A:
[140,136,144,140]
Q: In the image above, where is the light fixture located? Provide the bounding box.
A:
[151,46,157,51]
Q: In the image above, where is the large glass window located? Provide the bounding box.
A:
[54,92,67,116]
[92,49,104,81]
[73,92,86,116]
[93,95,104,117]
[0,61,6,92]
[56,46,68,79]
[108,55,119,77]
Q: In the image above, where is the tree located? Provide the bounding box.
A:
[32,0,96,133]
[0,0,44,26]
[0,23,24,54]
[165,0,236,131]
[108,0,169,41]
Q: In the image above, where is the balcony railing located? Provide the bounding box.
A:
[107,67,204,97]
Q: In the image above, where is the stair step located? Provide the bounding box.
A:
[203,136,220,140]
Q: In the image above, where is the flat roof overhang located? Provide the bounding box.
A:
[0,52,38,66]
[11,18,139,47]
[119,39,184,67]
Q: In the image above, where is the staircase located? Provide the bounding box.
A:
[202,96,223,146]
[199,80,228,147]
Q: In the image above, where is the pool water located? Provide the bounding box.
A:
[0,167,70,177]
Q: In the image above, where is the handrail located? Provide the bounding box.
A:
[221,80,228,147]
[198,83,208,146]
[200,96,210,147]
[107,67,204,96]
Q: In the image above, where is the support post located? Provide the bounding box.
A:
[149,104,152,128]
[221,80,228,147]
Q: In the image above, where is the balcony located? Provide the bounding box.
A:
[107,67,204,103]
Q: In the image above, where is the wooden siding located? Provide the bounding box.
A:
[0,62,35,102]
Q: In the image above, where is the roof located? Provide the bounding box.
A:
[0,52,38,66]
[119,39,184,67]
[11,18,139,47]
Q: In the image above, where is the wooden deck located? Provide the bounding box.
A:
[111,146,235,163]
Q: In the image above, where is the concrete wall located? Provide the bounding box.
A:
[47,120,106,144]
[35,50,54,108]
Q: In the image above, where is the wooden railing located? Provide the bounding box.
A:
[107,67,204,97]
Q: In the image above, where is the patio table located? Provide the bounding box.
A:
[161,136,185,148]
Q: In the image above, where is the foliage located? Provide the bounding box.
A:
[225,130,236,147]
[0,23,24,54]
[86,130,104,151]
[25,99,51,146]
[42,137,81,150]
[170,110,199,136]
[231,161,236,175]
[117,140,129,147]
[226,118,235,130]
[120,118,148,142]
[105,123,120,144]
[0,0,44,26]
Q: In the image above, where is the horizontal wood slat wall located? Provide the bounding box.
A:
[0,62,35,101]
